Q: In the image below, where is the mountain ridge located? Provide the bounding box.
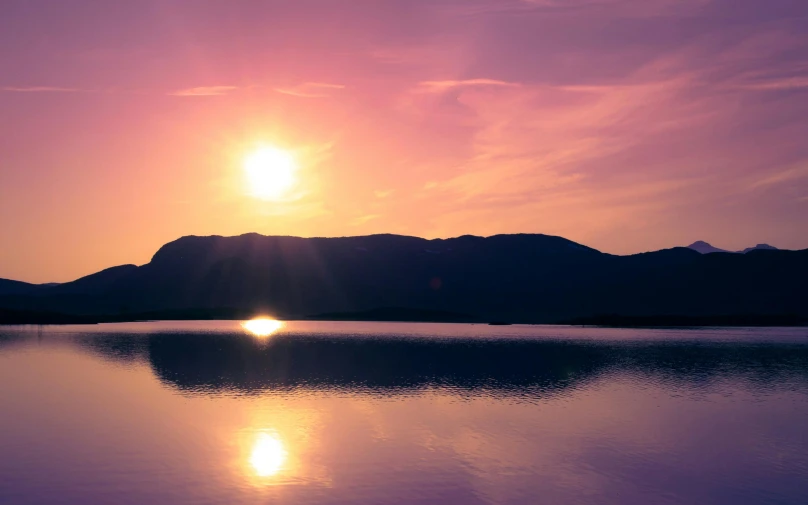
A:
[687,240,781,254]
[1,233,805,323]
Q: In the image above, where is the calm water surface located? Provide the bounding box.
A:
[1,321,807,505]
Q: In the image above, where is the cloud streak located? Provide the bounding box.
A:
[1,86,87,93]
[274,82,345,98]
[735,77,808,91]
[169,86,239,97]
[416,79,520,93]
[351,214,382,225]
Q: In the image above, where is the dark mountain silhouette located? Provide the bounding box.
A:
[687,241,730,254]
[47,265,138,295]
[687,241,781,254]
[0,278,53,296]
[0,265,135,298]
[0,308,95,325]
[1,233,806,324]
[740,243,778,254]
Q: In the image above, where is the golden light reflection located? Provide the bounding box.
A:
[250,432,288,477]
[242,318,284,337]
[244,146,297,200]
[235,407,332,490]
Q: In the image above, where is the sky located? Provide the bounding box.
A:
[1,0,807,283]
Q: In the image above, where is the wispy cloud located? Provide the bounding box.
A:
[748,163,808,190]
[169,86,238,97]
[351,214,382,225]
[274,82,345,98]
[1,86,86,93]
[735,76,808,91]
[416,79,520,93]
[518,0,709,15]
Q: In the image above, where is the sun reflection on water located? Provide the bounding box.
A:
[250,432,288,477]
[242,318,284,337]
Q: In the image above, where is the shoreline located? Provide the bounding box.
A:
[1,308,806,328]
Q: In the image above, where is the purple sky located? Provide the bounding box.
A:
[1,0,807,282]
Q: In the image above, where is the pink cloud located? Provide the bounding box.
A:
[393,30,808,251]
[415,79,520,93]
[735,77,808,91]
[274,82,345,98]
[169,86,239,97]
[1,86,86,93]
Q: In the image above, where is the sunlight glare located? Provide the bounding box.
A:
[244,146,297,200]
[242,318,284,337]
[250,432,287,477]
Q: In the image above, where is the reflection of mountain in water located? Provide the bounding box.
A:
[623,343,808,387]
[76,333,149,365]
[147,334,612,397]
[141,333,808,397]
[55,331,808,397]
[0,331,29,350]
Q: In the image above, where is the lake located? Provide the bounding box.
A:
[1,321,807,505]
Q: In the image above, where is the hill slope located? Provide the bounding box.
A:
[0,278,53,296]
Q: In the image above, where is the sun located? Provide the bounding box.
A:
[244,146,297,200]
[242,317,284,337]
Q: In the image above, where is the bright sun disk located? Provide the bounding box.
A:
[244,146,297,200]
[243,318,284,337]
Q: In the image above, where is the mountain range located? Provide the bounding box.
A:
[687,241,779,255]
[0,233,806,324]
